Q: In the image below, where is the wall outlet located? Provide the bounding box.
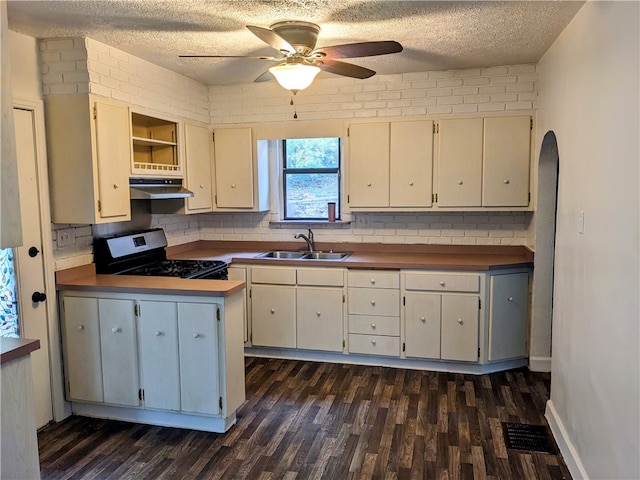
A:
[355,215,370,227]
[57,229,76,248]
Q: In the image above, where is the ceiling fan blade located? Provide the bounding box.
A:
[315,58,376,79]
[246,25,296,54]
[179,55,281,60]
[314,40,403,59]
[254,71,273,83]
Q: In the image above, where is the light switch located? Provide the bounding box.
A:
[578,210,585,234]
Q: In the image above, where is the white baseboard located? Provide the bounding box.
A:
[546,400,589,480]
[529,356,552,372]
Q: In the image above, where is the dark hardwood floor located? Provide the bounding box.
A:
[38,357,572,479]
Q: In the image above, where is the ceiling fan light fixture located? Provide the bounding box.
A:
[269,63,321,93]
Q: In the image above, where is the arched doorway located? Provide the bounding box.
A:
[529,131,559,372]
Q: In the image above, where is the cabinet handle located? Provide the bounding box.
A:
[439,281,445,287]
[316,311,321,317]
[370,300,376,306]
[371,323,376,329]
[420,316,426,323]
[200,184,204,189]
[270,308,275,314]
[154,331,162,336]
[457,318,463,325]
[231,183,236,188]
[113,184,119,189]
[371,339,376,345]
[77,325,84,330]
[193,333,200,338]
[409,181,414,186]
[370,278,375,284]
[457,180,463,185]
[504,179,510,184]
[112,327,121,333]
[508,296,514,302]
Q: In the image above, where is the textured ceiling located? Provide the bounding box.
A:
[7,0,584,86]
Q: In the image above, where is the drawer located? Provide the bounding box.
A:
[404,272,480,293]
[297,267,345,287]
[251,266,296,285]
[348,334,400,357]
[348,270,399,289]
[348,288,400,316]
[349,315,400,336]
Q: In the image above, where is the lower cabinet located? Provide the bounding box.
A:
[487,272,529,361]
[60,290,245,432]
[249,266,346,352]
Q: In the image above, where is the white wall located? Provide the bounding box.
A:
[536,2,639,479]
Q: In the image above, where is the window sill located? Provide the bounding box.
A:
[269,220,351,226]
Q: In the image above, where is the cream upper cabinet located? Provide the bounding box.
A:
[348,122,390,207]
[213,127,268,210]
[45,94,131,224]
[437,118,484,207]
[390,120,433,207]
[482,116,531,207]
[348,120,434,209]
[184,123,214,213]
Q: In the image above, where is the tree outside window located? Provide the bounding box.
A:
[283,137,341,220]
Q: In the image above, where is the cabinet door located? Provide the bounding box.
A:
[251,285,296,348]
[390,120,433,207]
[440,295,479,362]
[483,116,531,206]
[214,128,254,208]
[98,298,139,406]
[184,123,214,213]
[94,101,131,220]
[296,287,343,352]
[437,118,483,207]
[137,301,180,411]
[62,296,104,403]
[348,122,390,207]
[488,273,529,361]
[404,292,441,359]
[178,303,220,415]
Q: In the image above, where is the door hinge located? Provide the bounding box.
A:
[478,347,481,359]
[342,294,345,303]
[93,105,97,120]
[528,192,531,203]
[249,289,252,298]
[433,123,439,134]
[478,298,482,309]
[97,200,101,213]
[134,304,140,317]
[402,342,406,352]
[347,194,350,204]
[347,127,350,137]
[212,131,215,142]
[403,296,405,306]
[342,339,346,348]
[530,118,533,130]
[216,308,221,321]
[139,388,144,401]
[219,396,223,411]
[432,193,438,204]
[214,195,217,205]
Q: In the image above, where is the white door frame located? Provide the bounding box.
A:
[14,97,69,422]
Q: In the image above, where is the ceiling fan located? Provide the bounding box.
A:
[179,21,403,93]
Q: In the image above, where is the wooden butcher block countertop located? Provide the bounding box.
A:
[168,241,534,271]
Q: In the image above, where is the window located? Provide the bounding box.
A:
[283,137,341,220]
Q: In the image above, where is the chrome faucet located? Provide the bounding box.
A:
[294,229,315,252]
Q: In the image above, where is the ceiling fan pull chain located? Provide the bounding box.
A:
[290,95,298,119]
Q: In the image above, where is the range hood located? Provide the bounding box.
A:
[129,178,194,200]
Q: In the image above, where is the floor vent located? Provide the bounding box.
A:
[502,423,557,454]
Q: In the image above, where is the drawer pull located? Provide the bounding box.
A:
[508,296,514,302]
[409,181,414,186]
[370,300,376,306]
[231,183,236,188]
[370,278,375,284]
[113,183,119,189]
[504,179,510,184]
[367,182,372,187]
[270,308,275,314]
[439,281,445,287]
[154,331,162,336]
[371,323,376,329]
[112,327,121,334]
[457,318,463,325]
[200,184,204,189]
[77,325,84,331]
[193,333,200,338]
[457,180,463,185]
[317,311,321,317]
[371,339,376,345]
[420,316,426,323]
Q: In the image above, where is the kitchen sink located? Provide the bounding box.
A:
[255,251,307,259]
[255,251,349,261]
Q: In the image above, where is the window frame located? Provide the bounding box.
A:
[281,138,341,221]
